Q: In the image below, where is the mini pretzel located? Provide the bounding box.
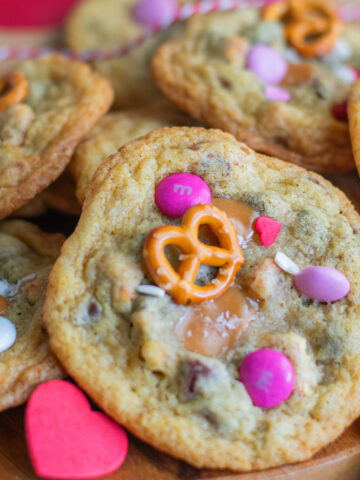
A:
[143,204,244,305]
[0,72,28,114]
[263,0,343,57]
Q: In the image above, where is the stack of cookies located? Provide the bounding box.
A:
[1,0,360,477]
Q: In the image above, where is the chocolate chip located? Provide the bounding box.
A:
[307,176,327,190]
[183,360,212,399]
[312,78,326,99]
[219,77,232,89]
[202,407,218,428]
[187,140,209,151]
[88,301,102,317]
[308,176,320,185]
[302,297,313,307]
[240,146,250,155]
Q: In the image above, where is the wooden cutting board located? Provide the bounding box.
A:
[0,14,360,480]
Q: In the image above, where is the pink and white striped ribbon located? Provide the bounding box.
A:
[0,0,266,62]
[0,0,357,63]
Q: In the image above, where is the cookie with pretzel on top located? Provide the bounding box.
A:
[152,0,360,173]
[0,55,113,220]
[44,127,360,471]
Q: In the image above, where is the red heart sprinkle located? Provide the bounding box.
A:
[255,216,282,246]
[25,380,128,479]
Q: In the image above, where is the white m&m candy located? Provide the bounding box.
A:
[0,316,16,353]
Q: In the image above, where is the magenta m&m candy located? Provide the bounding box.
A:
[294,266,350,302]
[246,44,288,85]
[239,349,295,408]
[155,173,211,218]
[132,0,178,28]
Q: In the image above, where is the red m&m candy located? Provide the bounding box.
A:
[239,349,295,408]
[155,173,211,218]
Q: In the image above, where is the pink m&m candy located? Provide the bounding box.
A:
[294,266,350,302]
[155,173,211,218]
[133,0,178,28]
[246,44,288,85]
[240,349,295,408]
[264,85,291,102]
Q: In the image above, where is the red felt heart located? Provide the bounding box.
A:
[255,216,282,247]
[25,380,128,479]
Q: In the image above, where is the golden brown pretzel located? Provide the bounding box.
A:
[263,0,343,57]
[0,72,28,114]
[143,204,244,304]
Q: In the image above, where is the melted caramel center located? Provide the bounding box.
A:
[212,197,257,247]
[174,286,256,358]
[173,198,258,357]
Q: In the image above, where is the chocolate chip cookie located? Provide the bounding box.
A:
[0,55,113,219]
[0,220,64,411]
[152,6,359,172]
[44,127,360,471]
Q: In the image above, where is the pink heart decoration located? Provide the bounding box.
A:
[25,380,128,479]
[255,216,282,247]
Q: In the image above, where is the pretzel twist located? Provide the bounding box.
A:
[0,72,28,114]
[263,0,343,57]
[143,204,244,305]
